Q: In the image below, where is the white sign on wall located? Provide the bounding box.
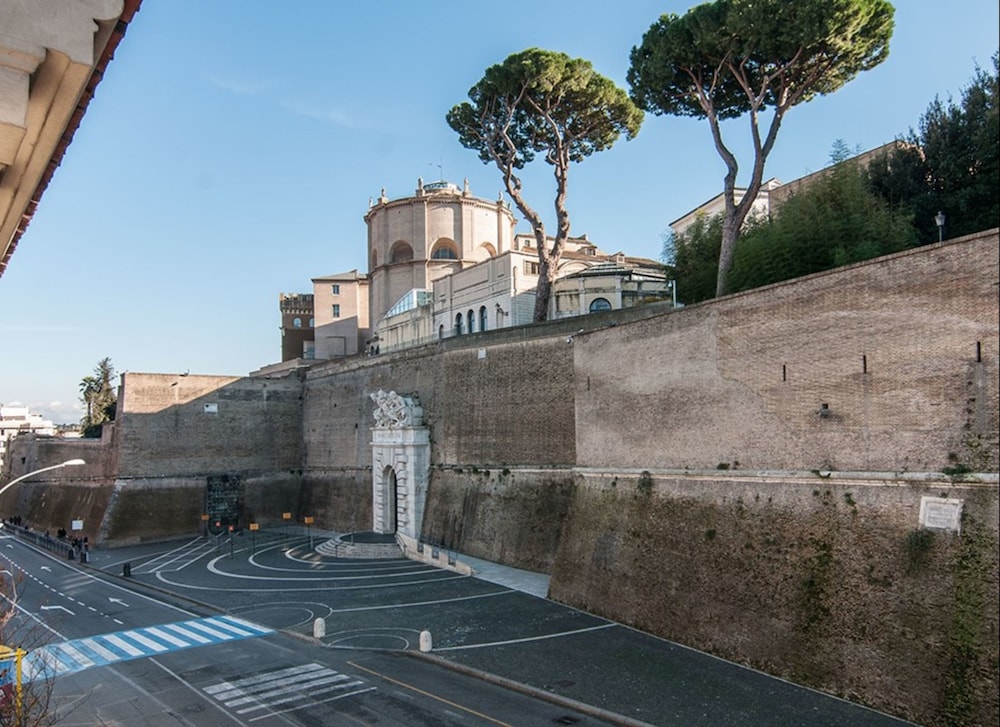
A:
[71,519,83,531]
[919,497,963,533]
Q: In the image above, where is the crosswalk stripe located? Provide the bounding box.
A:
[201,662,372,717]
[103,633,145,657]
[75,638,119,663]
[183,620,234,640]
[160,622,211,644]
[22,616,274,682]
[121,630,168,652]
[206,616,257,637]
[234,675,360,713]
[145,626,190,648]
[228,673,351,708]
[204,663,326,695]
[55,643,96,669]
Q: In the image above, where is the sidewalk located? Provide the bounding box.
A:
[457,553,551,598]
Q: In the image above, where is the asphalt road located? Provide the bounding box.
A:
[3,529,916,726]
[1,533,619,726]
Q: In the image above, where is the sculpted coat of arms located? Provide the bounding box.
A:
[370,389,423,428]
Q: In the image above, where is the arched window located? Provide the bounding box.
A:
[431,244,458,260]
[481,242,497,257]
[589,297,612,312]
[438,324,445,340]
[455,313,463,335]
[467,310,475,333]
[390,242,414,263]
[479,306,488,332]
[308,318,314,327]
[292,317,302,328]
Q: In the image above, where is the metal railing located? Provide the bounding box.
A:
[5,524,86,562]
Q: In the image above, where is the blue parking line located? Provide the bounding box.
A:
[22,616,273,681]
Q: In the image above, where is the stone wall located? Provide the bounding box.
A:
[549,469,999,726]
[575,231,999,473]
[421,466,576,573]
[115,372,305,476]
[0,430,116,543]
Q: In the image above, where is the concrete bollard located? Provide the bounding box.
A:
[419,630,432,653]
[313,617,326,638]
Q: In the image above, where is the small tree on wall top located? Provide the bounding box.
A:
[447,48,644,321]
[78,357,116,438]
[628,0,895,297]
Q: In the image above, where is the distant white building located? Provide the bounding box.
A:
[0,403,55,468]
[667,142,904,241]
[669,178,783,240]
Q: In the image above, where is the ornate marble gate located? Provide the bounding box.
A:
[369,390,429,539]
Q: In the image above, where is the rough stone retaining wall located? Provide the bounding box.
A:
[549,469,999,726]
[420,466,576,573]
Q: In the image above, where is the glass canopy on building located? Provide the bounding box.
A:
[384,289,433,319]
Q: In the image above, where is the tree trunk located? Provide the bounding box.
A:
[716,214,741,297]
[534,258,556,321]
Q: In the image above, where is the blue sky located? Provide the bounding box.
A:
[1,0,997,424]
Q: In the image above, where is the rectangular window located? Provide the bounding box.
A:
[332,304,341,318]
[331,284,340,295]
[524,261,539,276]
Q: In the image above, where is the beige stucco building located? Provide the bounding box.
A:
[281,178,672,358]
[311,270,369,359]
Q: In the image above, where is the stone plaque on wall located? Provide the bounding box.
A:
[919,496,962,533]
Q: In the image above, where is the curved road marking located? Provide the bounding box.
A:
[433,622,617,651]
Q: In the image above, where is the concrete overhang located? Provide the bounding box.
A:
[0,0,142,279]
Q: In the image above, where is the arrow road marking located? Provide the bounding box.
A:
[40,605,75,615]
[109,597,130,607]
[40,566,51,571]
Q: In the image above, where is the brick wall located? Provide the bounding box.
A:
[115,372,304,476]
[575,231,999,472]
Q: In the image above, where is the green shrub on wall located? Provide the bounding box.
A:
[940,516,993,726]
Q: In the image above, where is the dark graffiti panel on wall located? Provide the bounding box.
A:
[206,474,241,533]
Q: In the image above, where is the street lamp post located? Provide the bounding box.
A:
[0,459,86,499]
[0,458,83,716]
[935,211,946,243]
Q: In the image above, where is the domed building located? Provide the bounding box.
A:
[276,177,671,360]
[365,178,516,330]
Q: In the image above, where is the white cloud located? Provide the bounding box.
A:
[277,97,359,128]
[202,73,271,96]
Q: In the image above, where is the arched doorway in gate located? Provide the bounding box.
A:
[382,466,398,533]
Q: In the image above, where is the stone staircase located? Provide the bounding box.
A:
[315,532,402,559]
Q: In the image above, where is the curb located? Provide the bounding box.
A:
[406,650,658,727]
